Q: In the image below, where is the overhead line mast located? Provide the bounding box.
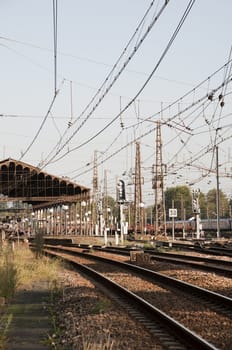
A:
[134,142,144,234]
[153,121,167,236]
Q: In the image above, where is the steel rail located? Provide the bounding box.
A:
[43,245,232,310]
[44,247,218,350]
[89,245,232,277]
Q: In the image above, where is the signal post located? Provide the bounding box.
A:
[192,189,201,239]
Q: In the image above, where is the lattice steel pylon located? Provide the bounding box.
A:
[152,121,166,236]
[133,142,144,234]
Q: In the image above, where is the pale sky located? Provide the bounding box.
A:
[1,1,232,205]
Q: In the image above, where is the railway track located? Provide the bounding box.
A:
[48,242,232,277]
[98,245,232,277]
[152,241,232,258]
[41,244,232,349]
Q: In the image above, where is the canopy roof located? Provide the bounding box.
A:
[0,158,90,209]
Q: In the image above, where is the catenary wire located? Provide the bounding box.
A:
[69,79,232,182]
[19,79,65,161]
[42,0,196,167]
[40,0,171,167]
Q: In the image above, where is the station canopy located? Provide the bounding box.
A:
[0,158,90,209]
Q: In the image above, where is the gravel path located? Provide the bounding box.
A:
[6,284,51,350]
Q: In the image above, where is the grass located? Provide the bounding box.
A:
[0,313,12,350]
[0,246,18,301]
[82,333,115,350]
[16,250,62,290]
[91,297,111,314]
[33,231,44,259]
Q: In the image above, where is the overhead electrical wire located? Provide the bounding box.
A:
[71,69,231,182]
[19,80,64,161]
[169,133,232,178]
[1,4,228,167]
[163,100,213,163]
[42,0,196,167]
[212,46,232,134]
[67,64,232,183]
[2,4,231,193]
[53,0,58,94]
[49,111,62,142]
[40,0,171,167]
[41,0,161,163]
[47,0,194,165]
[6,2,229,190]
[0,34,200,90]
[202,46,232,178]
[0,42,51,73]
[139,100,232,189]
[69,73,232,183]
[19,0,60,161]
[168,119,232,174]
[163,84,232,174]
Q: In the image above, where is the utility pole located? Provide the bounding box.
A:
[103,169,108,227]
[216,145,220,238]
[103,169,108,242]
[117,179,126,244]
[152,121,166,236]
[133,142,144,234]
[92,150,98,235]
[192,189,201,239]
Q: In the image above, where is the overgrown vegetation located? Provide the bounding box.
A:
[0,244,18,349]
[82,333,114,350]
[0,243,63,350]
[0,313,12,350]
[33,230,45,259]
[0,246,18,300]
[91,297,111,314]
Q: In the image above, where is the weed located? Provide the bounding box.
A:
[0,247,18,300]
[0,244,63,350]
[91,297,111,314]
[0,313,13,350]
[82,333,115,350]
[33,231,44,259]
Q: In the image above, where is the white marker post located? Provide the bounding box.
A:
[169,206,177,241]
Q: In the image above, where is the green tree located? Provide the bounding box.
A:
[229,197,232,218]
[103,195,117,214]
[102,195,118,226]
[206,189,229,218]
[145,205,154,225]
[198,192,207,219]
[165,186,192,220]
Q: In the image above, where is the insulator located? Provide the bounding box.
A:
[208,93,214,101]
[218,94,223,101]
[220,100,225,107]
